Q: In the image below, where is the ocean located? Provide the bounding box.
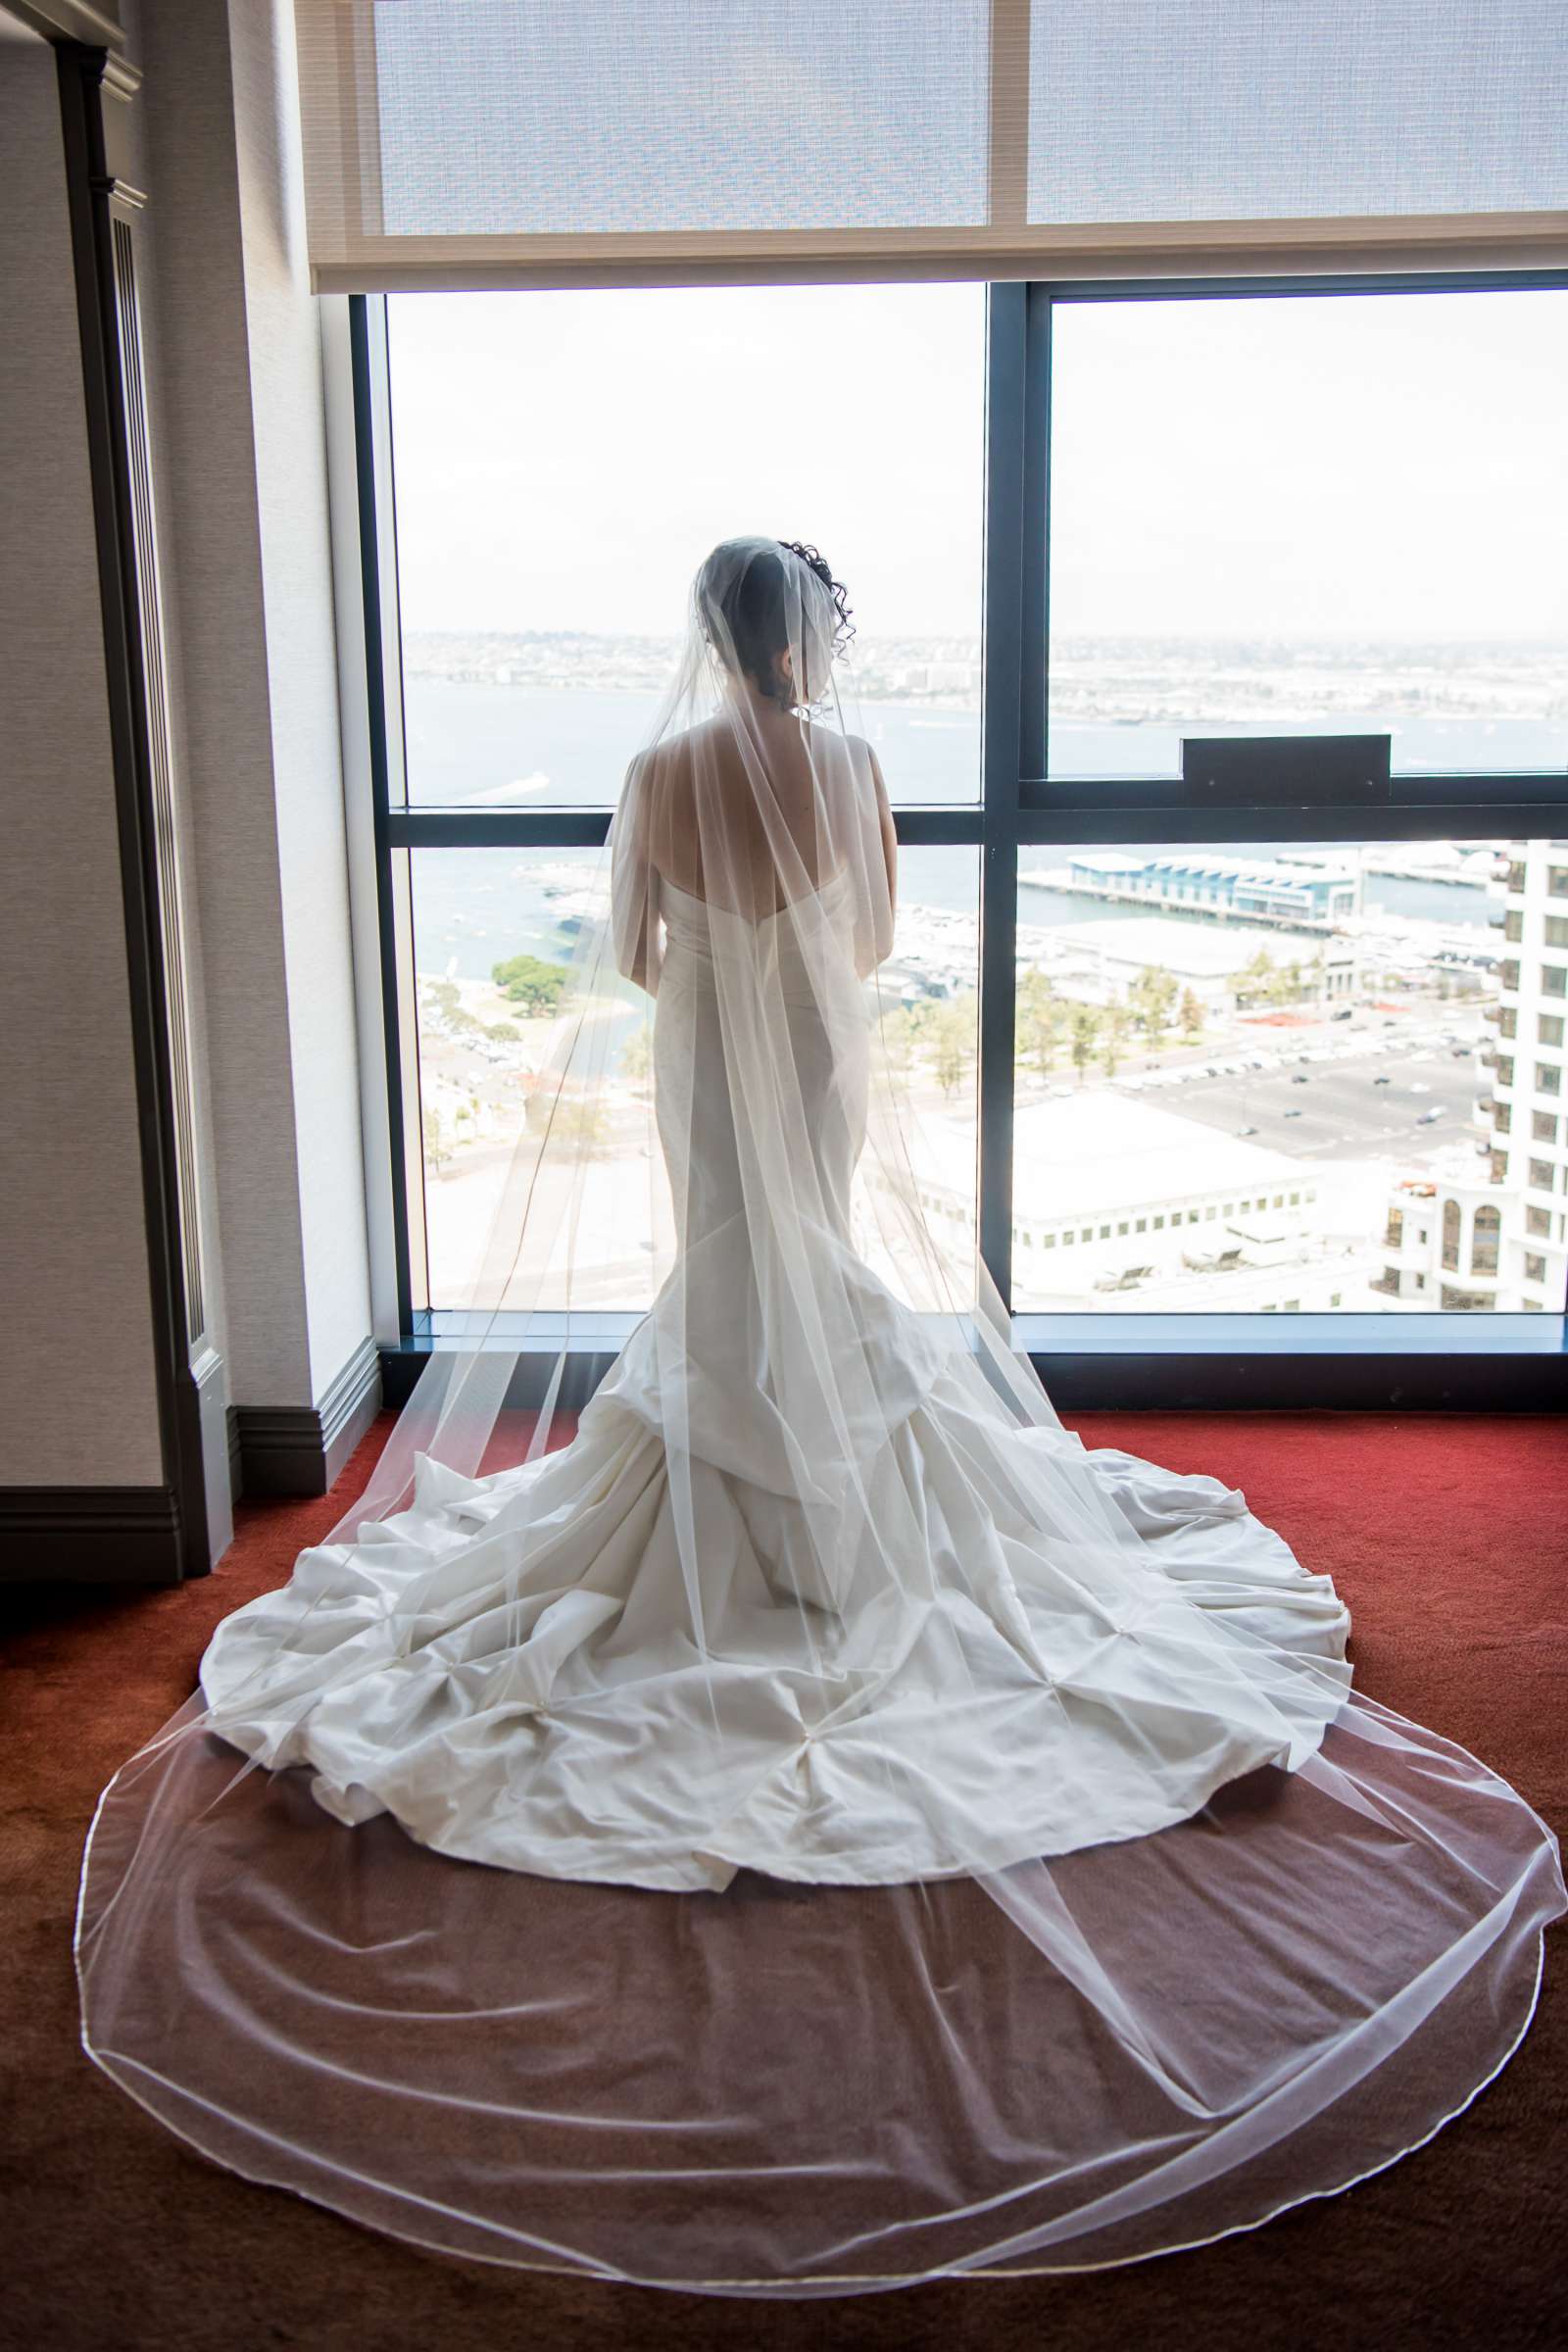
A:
[402,680,1563,980]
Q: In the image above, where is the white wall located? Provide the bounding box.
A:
[228,0,371,1402]
[134,0,372,1409]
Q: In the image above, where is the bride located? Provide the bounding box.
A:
[78,537,1564,2292]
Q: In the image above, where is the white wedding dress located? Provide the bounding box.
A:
[77,541,1563,2294]
[197,862,1353,1892]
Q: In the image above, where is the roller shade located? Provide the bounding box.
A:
[293,1,1568,292]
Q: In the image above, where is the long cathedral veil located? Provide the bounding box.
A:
[321,531,1079,1572]
[75,539,1563,2292]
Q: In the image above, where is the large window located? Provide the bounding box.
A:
[1007,836,1549,1315]
[386,284,984,809]
[406,843,977,1316]
[352,273,1568,1363]
[1045,291,1568,782]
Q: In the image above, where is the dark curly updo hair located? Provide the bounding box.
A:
[698,538,855,710]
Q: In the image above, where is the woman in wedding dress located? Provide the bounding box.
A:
[78,538,1564,2294]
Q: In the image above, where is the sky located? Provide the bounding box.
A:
[385,281,1568,646]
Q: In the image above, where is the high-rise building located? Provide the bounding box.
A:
[1377,842,1568,1310]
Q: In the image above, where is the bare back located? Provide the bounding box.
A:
[640,710,896,922]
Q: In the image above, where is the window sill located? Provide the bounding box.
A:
[380,1311,1568,1412]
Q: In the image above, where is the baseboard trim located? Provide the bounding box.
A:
[231,1336,383,1497]
[0,1484,184,1584]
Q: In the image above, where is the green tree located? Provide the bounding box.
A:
[552,1098,609,1152]
[422,1105,450,1175]
[1100,1000,1133,1077]
[929,996,977,1099]
[526,1088,608,1150]
[619,1024,653,1085]
[1178,986,1203,1041]
[1070,1005,1102,1084]
[881,998,927,1076]
[492,952,570,1013]
[424,975,480,1033]
[1238,947,1276,1009]
[1016,969,1065,1079]
[1131,965,1179,1053]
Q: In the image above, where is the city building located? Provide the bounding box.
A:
[894,1092,1358,1310]
[1037,913,1354,1014]
[1376,841,1568,1309]
[1376,1168,1498,1309]
[1058,850,1359,928]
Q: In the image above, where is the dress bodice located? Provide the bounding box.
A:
[656,865,856,997]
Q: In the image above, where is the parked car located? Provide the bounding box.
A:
[1417,1106,1444,1124]
[1237,1124,1259,1137]
[1292,1073,1310,1084]
[1373,1074,1392,1085]
[1284,1107,1303,1118]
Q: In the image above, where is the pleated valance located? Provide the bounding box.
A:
[293,1,1568,292]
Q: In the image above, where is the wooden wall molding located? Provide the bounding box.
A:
[55,41,216,1577]
[7,3,125,53]
[0,1483,182,1584]
[231,1334,382,1497]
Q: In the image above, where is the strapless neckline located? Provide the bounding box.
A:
[658,866,852,926]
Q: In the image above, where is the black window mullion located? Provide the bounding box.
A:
[385,807,995,852]
[1011,792,1568,849]
[978,284,1031,1312]
[352,294,416,1337]
[1021,285,1050,784]
[386,808,612,850]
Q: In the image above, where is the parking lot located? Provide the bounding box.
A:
[1108,1016,1487,1164]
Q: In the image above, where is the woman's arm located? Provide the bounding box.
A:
[611,752,662,996]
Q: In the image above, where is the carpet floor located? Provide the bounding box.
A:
[3,1410,1565,2352]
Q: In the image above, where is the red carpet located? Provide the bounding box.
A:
[3,1411,1565,2351]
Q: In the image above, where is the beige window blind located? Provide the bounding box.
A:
[293,1,1568,292]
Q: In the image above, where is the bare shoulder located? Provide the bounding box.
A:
[640,718,728,780]
[625,723,707,808]
[849,729,890,811]
[802,719,881,779]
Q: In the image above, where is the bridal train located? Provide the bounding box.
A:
[77,539,1564,2292]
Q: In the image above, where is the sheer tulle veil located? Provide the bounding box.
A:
[76,537,1564,2294]
[318,531,1061,1544]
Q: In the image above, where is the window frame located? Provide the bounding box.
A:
[335,271,1568,1409]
